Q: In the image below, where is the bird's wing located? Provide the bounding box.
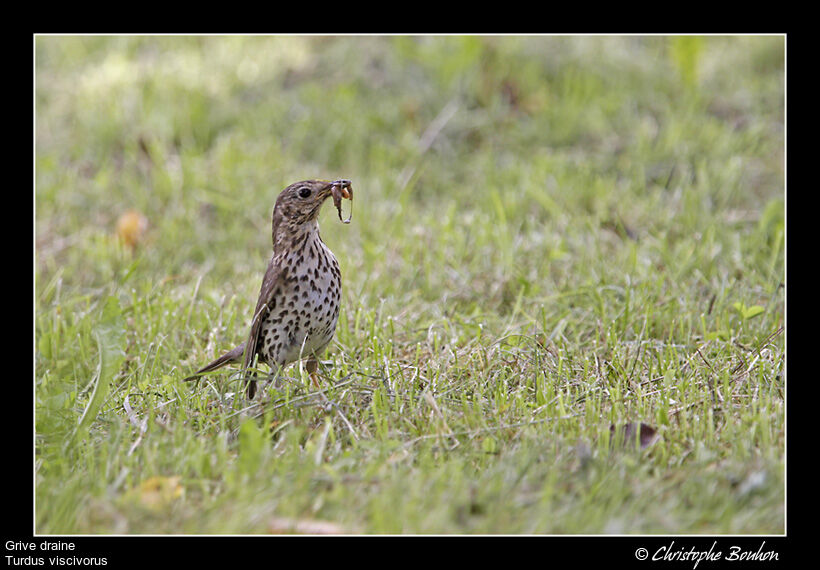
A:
[242,256,288,373]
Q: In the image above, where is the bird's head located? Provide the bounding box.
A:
[271,179,352,246]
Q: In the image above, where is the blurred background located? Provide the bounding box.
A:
[35,36,784,300]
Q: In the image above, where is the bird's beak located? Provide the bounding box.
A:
[322,179,352,198]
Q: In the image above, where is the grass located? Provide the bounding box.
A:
[34,35,785,534]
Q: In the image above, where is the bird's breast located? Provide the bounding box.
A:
[257,231,342,366]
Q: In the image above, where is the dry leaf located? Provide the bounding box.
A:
[267,516,352,535]
[115,209,148,249]
[609,422,659,450]
[123,475,183,510]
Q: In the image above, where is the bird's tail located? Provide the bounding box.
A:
[183,343,246,381]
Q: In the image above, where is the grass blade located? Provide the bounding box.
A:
[72,296,126,443]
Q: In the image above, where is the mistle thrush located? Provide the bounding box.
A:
[185,179,353,398]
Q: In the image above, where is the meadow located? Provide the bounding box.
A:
[34,35,785,534]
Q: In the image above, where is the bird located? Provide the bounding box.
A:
[184,179,353,398]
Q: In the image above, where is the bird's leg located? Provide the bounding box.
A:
[244,369,258,399]
[306,358,320,388]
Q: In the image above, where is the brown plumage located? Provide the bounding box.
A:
[185,179,353,398]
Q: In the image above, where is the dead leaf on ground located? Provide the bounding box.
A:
[267,516,354,535]
[122,475,184,511]
[609,422,660,450]
[115,209,148,249]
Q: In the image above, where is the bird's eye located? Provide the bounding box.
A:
[298,186,312,198]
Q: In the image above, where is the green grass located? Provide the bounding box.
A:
[35,35,785,534]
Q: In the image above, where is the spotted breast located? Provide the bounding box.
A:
[256,222,342,367]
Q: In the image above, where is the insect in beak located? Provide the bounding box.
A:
[328,179,353,224]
